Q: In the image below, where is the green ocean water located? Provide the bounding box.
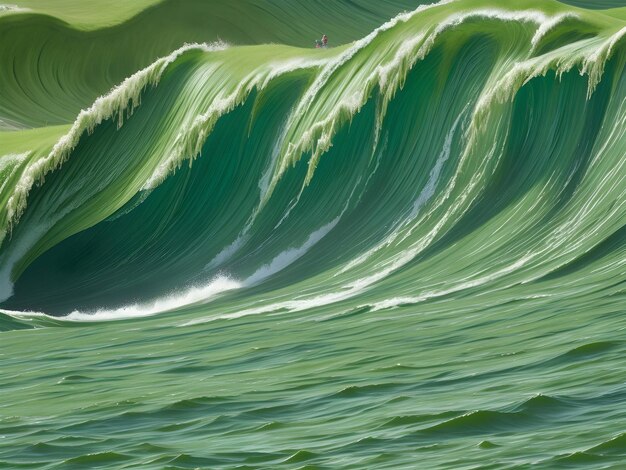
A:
[1,0,626,467]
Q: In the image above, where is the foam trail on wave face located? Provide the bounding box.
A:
[181,261,389,326]
[182,245,536,327]
[366,255,536,312]
[245,216,340,286]
[274,142,366,232]
[259,119,291,199]
[205,119,296,271]
[247,176,362,283]
[205,233,250,271]
[181,105,507,328]
[181,224,454,326]
[3,275,240,322]
[403,107,467,232]
[273,196,300,230]
[104,189,153,222]
[339,108,466,274]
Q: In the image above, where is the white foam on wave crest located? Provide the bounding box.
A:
[0,152,30,194]
[2,42,228,242]
[0,4,29,12]
[273,3,580,196]
[531,13,579,49]
[432,9,578,47]
[259,0,453,195]
[475,26,626,126]
[294,0,455,117]
[144,56,327,192]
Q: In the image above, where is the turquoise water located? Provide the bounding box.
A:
[1,0,626,467]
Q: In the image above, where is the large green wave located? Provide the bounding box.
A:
[1,0,624,319]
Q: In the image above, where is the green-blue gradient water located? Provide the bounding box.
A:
[1,0,626,467]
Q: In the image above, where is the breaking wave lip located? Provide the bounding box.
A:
[0,41,229,247]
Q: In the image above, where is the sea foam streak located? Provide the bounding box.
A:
[3,276,240,321]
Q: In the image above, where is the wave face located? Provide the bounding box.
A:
[1,0,626,468]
